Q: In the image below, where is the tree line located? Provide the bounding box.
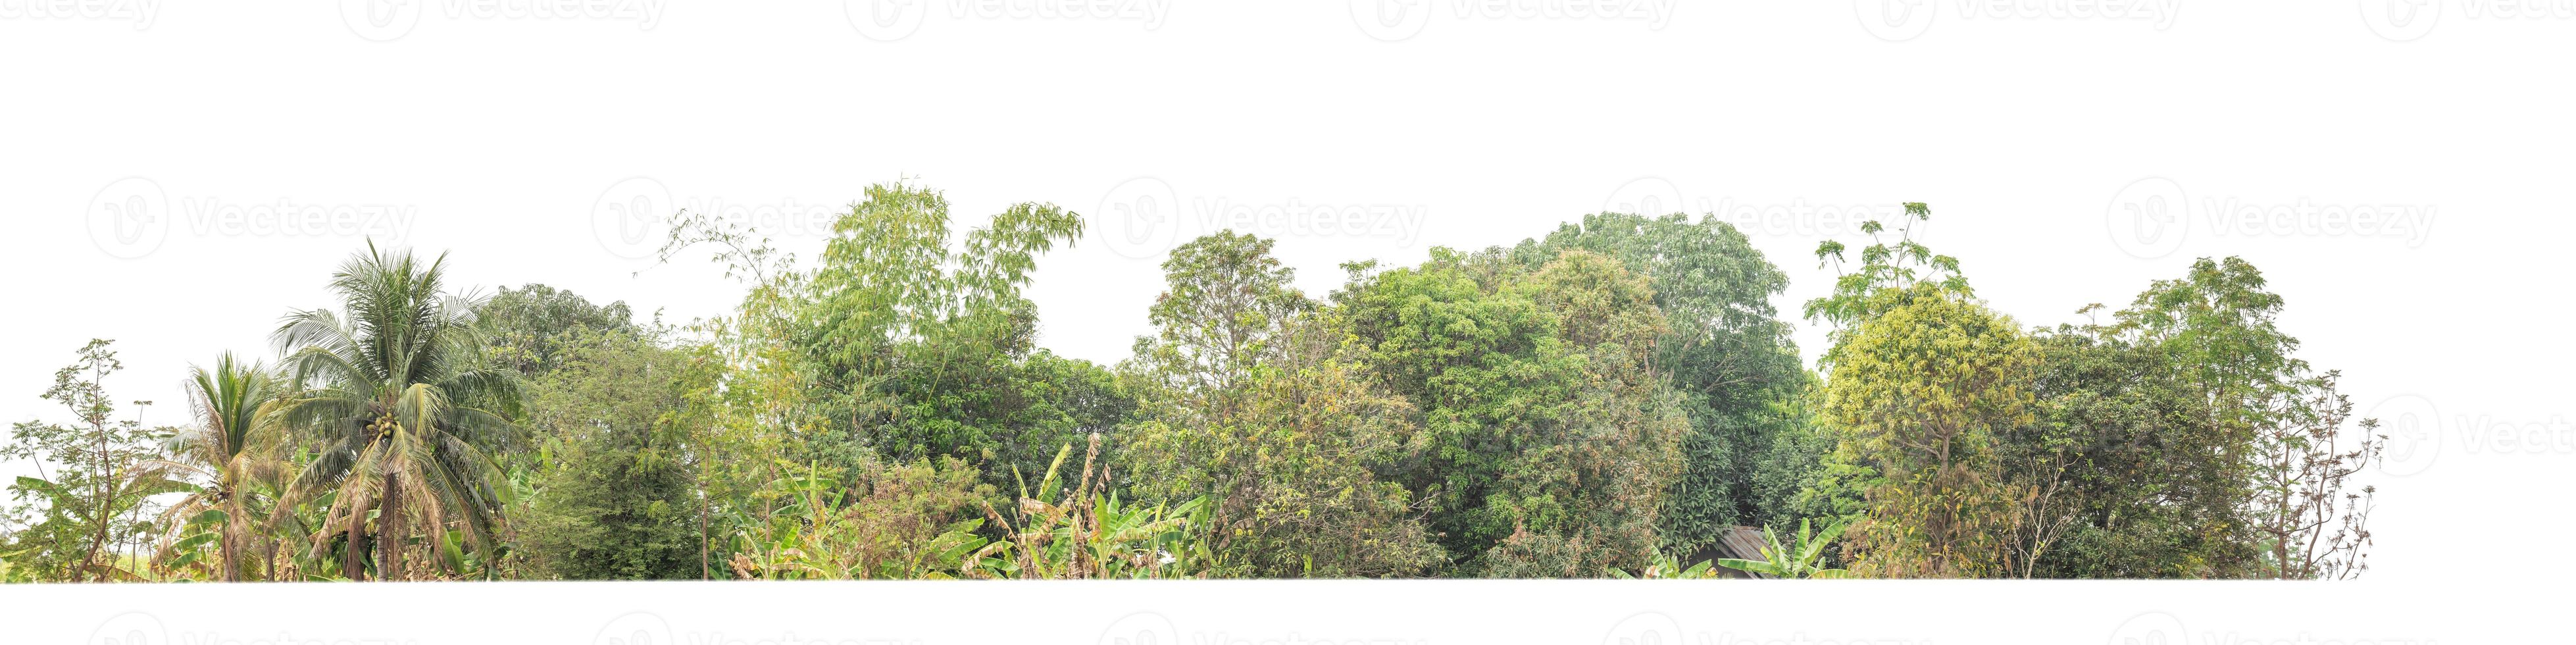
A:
[0,184,2382,581]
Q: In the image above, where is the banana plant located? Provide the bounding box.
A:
[1612,551,1723,579]
[151,508,230,580]
[726,461,846,580]
[1714,519,1853,579]
[963,436,1213,579]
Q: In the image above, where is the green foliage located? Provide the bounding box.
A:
[0,191,2391,584]
[726,457,994,580]
[1745,383,1857,532]
[1804,203,1969,334]
[476,284,640,375]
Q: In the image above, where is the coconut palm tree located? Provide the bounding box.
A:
[272,242,522,580]
[141,353,288,581]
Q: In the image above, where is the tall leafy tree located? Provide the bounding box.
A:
[649,209,826,579]
[1780,205,1972,548]
[1508,212,1804,553]
[2045,256,2355,579]
[1127,231,1312,417]
[0,340,178,581]
[648,184,1117,579]
[1815,284,2037,578]
[2113,258,2303,576]
[272,243,524,580]
[1333,248,1688,575]
[1801,205,2034,578]
[796,182,1094,484]
[1121,232,1442,578]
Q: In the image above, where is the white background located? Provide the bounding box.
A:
[1,1,2567,642]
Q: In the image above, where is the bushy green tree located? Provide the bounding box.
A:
[2113,258,2305,575]
[1507,213,1804,554]
[1333,248,1688,576]
[992,350,1132,483]
[1121,232,1442,578]
[1126,231,1313,408]
[1816,285,2036,578]
[794,182,1102,487]
[650,182,1123,579]
[1800,205,2034,579]
[2004,313,2244,578]
[511,329,706,580]
[2011,257,2365,579]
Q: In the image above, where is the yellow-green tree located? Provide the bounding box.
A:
[1817,284,2036,578]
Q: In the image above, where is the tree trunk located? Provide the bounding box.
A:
[220,519,241,582]
[81,432,114,582]
[378,473,403,581]
[699,484,711,580]
[261,525,280,582]
[341,506,366,580]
